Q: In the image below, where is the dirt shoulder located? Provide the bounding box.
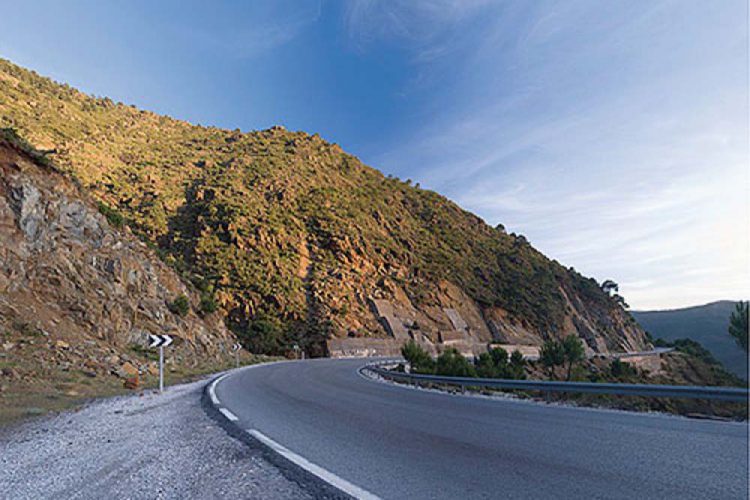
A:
[0,374,312,500]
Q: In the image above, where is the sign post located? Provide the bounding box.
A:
[159,345,164,392]
[232,343,241,369]
[148,334,174,392]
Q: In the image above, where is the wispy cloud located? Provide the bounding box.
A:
[175,2,322,59]
[343,0,492,58]
[348,0,749,309]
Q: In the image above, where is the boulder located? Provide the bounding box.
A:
[123,374,139,390]
[116,361,138,378]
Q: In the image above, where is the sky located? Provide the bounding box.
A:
[0,0,747,310]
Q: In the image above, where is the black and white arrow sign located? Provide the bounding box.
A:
[232,343,241,352]
[149,334,174,348]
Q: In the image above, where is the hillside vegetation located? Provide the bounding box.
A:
[0,58,647,356]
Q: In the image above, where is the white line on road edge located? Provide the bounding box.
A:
[208,372,231,406]
[247,429,380,500]
[219,408,239,421]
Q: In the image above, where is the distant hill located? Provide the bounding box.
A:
[632,301,748,379]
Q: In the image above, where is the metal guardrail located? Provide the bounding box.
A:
[365,365,749,402]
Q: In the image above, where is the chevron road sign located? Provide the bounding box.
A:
[148,334,174,392]
[232,343,241,368]
[148,334,174,348]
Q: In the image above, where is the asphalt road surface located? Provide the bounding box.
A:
[215,358,749,500]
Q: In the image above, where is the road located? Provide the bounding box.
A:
[214,358,749,500]
[606,347,675,358]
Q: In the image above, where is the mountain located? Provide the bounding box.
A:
[0,58,649,357]
[0,129,245,422]
[633,301,748,379]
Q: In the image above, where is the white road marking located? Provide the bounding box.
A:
[208,372,230,405]
[219,408,239,421]
[247,429,380,500]
[209,360,289,406]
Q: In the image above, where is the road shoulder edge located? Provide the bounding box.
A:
[201,363,359,500]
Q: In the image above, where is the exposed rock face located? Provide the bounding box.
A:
[0,138,235,379]
[329,276,648,358]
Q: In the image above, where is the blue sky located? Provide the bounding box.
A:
[1,0,747,309]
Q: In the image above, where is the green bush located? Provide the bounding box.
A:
[474,348,525,379]
[168,294,190,317]
[401,340,435,374]
[97,202,125,228]
[238,316,286,355]
[436,348,476,378]
[475,352,499,378]
[610,358,637,379]
[199,293,218,314]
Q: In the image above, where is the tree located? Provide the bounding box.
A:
[601,280,619,296]
[475,352,498,378]
[540,340,565,379]
[401,340,435,374]
[489,347,509,368]
[474,348,525,379]
[612,294,629,309]
[509,350,526,379]
[562,335,585,381]
[728,301,748,352]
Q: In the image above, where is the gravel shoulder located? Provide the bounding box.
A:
[0,375,313,499]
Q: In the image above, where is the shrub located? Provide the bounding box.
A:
[474,348,526,379]
[199,293,218,314]
[436,348,476,377]
[489,347,509,367]
[610,359,636,379]
[238,316,286,355]
[401,340,435,374]
[475,352,498,378]
[168,294,190,316]
[97,202,125,228]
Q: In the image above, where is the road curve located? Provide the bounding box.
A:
[214,358,749,499]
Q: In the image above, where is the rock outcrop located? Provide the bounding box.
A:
[0,133,235,388]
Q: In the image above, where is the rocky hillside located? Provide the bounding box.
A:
[0,130,243,422]
[0,58,649,357]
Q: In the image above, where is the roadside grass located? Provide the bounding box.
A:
[0,353,276,427]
